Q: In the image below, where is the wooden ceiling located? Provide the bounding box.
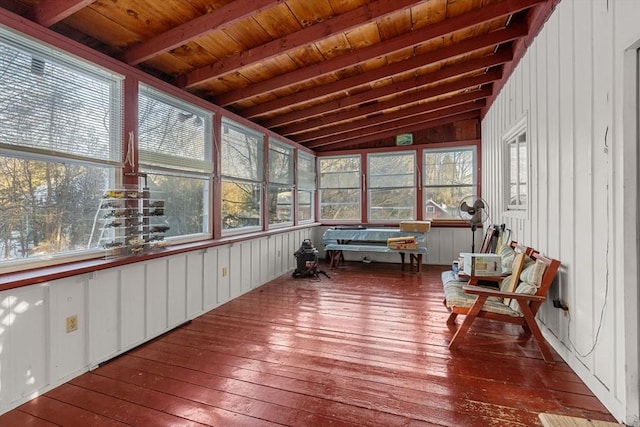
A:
[0,0,557,152]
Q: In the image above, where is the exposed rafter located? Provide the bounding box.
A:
[177,0,423,89]
[27,0,95,27]
[213,0,541,107]
[119,0,284,66]
[3,0,559,152]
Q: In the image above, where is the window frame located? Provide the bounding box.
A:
[297,150,316,224]
[422,146,478,221]
[366,151,416,222]
[220,118,265,235]
[137,83,214,244]
[268,138,294,227]
[318,154,362,223]
[503,117,528,214]
[0,25,123,271]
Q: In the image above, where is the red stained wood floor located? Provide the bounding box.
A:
[1,262,617,426]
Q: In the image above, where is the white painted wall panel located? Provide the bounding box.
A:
[203,248,218,310]
[217,246,231,303]
[167,255,187,328]
[186,252,204,318]
[5,285,48,405]
[0,228,315,415]
[229,244,242,299]
[481,0,640,423]
[145,259,168,337]
[120,263,146,349]
[88,270,119,366]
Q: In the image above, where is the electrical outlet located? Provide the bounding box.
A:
[553,299,569,311]
[222,267,228,277]
[66,315,78,333]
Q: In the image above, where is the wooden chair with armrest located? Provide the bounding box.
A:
[445,252,561,363]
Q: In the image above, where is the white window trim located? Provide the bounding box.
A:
[503,116,529,219]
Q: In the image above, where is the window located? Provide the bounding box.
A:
[318,155,361,221]
[367,151,415,221]
[423,147,477,219]
[268,139,293,226]
[505,123,527,211]
[297,151,316,223]
[221,119,264,233]
[0,27,122,266]
[138,84,212,241]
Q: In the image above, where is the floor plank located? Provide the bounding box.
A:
[0,262,617,426]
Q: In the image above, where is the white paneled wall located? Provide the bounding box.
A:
[481,0,640,424]
[0,227,310,415]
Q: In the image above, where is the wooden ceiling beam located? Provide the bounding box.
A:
[177,0,423,89]
[27,0,96,27]
[243,37,514,120]
[119,0,282,66]
[308,110,481,150]
[253,47,513,129]
[266,67,502,132]
[214,0,542,106]
[294,90,490,143]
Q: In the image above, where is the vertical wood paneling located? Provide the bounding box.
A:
[557,0,575,340]
[120,263,146,349]
[186,252,204,318]
[167,255,187,327]
[7,285,48,402]
[251,240,262,289]
[88,270,119,365]
[146,259,168,337]
[229,244,242,299]
[590,0,616,393]
[202,248,219,309]
[572,0,596,355]
[481,0,640,423]
[217,246,231,303]
[240,242,252,293]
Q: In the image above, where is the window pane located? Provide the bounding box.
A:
[319,189,360,220]
[139,85,212,173]
[424,150,474,186]
[368,152,415,221]
[0,155,110,261]
[269,142,292,185]
[0,34,122,165]
[423,147,477,219]
[222,121,263,181]
[319,155,360,221]
[319,157,360,188]
[222,180,261,230]
[369,188,415,220]
[298,152,315,189]
[423,187,473,219]
[268,186,292,225]
[145,173,208,237]
[298,189,313,221]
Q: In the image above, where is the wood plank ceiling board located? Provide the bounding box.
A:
[0,0,558,152]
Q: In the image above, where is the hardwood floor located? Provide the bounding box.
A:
[1,262,617,426]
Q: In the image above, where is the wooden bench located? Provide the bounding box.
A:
[443,248,561,363]
[322,227,427,272]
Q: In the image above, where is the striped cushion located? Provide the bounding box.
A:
[444,281,522,317]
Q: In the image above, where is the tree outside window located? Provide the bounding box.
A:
[423,148,477,219]
[268,140,293,226]
[138,85,212,240]
[221,120,264,232]
[0,29,121,264]
[318,155,361,221]
[367,152,415,221]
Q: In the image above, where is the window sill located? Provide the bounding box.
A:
[0,223,320,292]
